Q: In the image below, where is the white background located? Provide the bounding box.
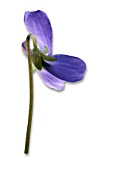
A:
[0,0,120,169]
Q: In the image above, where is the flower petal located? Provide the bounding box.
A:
[22,41,27,55]
[24,10,52,56]
[42,54,86,82]
[37,68,65,91]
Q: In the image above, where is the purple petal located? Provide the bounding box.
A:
[42,54,86,82]
[37,68,65,91]
[22,41,27,55]
[24,10,52,56]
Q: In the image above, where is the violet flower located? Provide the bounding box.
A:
[22,10,86,154]
[22,10,86,90]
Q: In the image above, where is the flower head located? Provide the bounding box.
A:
[22,10,86,90]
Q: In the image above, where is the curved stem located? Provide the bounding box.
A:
[24,34,36,154]
[29,34,37,49]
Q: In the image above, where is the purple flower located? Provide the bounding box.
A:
[22,10,86,90]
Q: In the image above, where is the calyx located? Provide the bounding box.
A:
[31,47,56,70]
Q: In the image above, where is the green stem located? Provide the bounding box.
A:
[29,34,37,49]
[24,34,36,154]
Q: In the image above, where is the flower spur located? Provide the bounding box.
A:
[22,10,86,154]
